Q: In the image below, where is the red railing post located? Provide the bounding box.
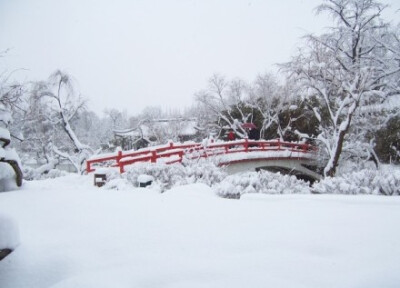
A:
[117,150,122,163]
[86,160,91,173]
[300,143,305,152]
[115,150,123,173]
[151,150,157,163]
[244,137,249,152]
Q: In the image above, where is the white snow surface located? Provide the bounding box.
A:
[0,174,400,288]
[0,213,19,250]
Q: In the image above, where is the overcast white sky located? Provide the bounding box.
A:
[1,0,398,116]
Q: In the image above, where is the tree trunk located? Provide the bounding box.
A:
[325,129,346,177]
[325,110,355,177]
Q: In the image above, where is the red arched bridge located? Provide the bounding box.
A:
[86,139,322,181]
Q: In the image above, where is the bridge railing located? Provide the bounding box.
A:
[86,139,316,173]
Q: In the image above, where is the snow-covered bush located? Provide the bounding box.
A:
[95,168,121,182]
[181,160,227,187]
[123,161,226,192]
[214,170,310,198]
[312,165,400,195]
[103,178,133,191]
[23,167,67,181]
[124,163,186,192]
[335,160,377,177]
[96,168,131,191]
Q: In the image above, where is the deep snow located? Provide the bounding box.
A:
[1,174,400,288]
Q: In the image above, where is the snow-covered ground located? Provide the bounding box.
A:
[1,174,400,288]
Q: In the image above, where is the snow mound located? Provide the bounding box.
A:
[0,162,18,192]
[103,178,133,191]
[163,183,216,199]
[0,213,19,250]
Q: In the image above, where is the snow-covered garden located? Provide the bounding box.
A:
[1,171,400,288]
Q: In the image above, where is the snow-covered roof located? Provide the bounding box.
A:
[114,118,199,138]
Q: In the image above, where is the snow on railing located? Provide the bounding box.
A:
[86,139,316,173]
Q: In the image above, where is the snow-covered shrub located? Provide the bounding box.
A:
[23,166,67,181]
[373,173,400,196]
[312,175,369,195]
[124,162,187,192]
[181,160,227,187]
[123,161,226,192]
[95,168,121,182]
[335,160,377,177]
[46,169,68,179]
[312,165,400,195]
[214,170,310,198]
[103,178,133,191]
[97,168,132,190]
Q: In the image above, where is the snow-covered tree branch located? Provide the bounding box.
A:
[22,70,94,174]
[282,0,400,177]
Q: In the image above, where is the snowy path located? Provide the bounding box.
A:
[1,174,400,288]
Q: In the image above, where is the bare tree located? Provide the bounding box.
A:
[195,74,252,138]
[248,72,291,139]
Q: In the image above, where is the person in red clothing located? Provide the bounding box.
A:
[227,129,235,141]
[227,129,236,149]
